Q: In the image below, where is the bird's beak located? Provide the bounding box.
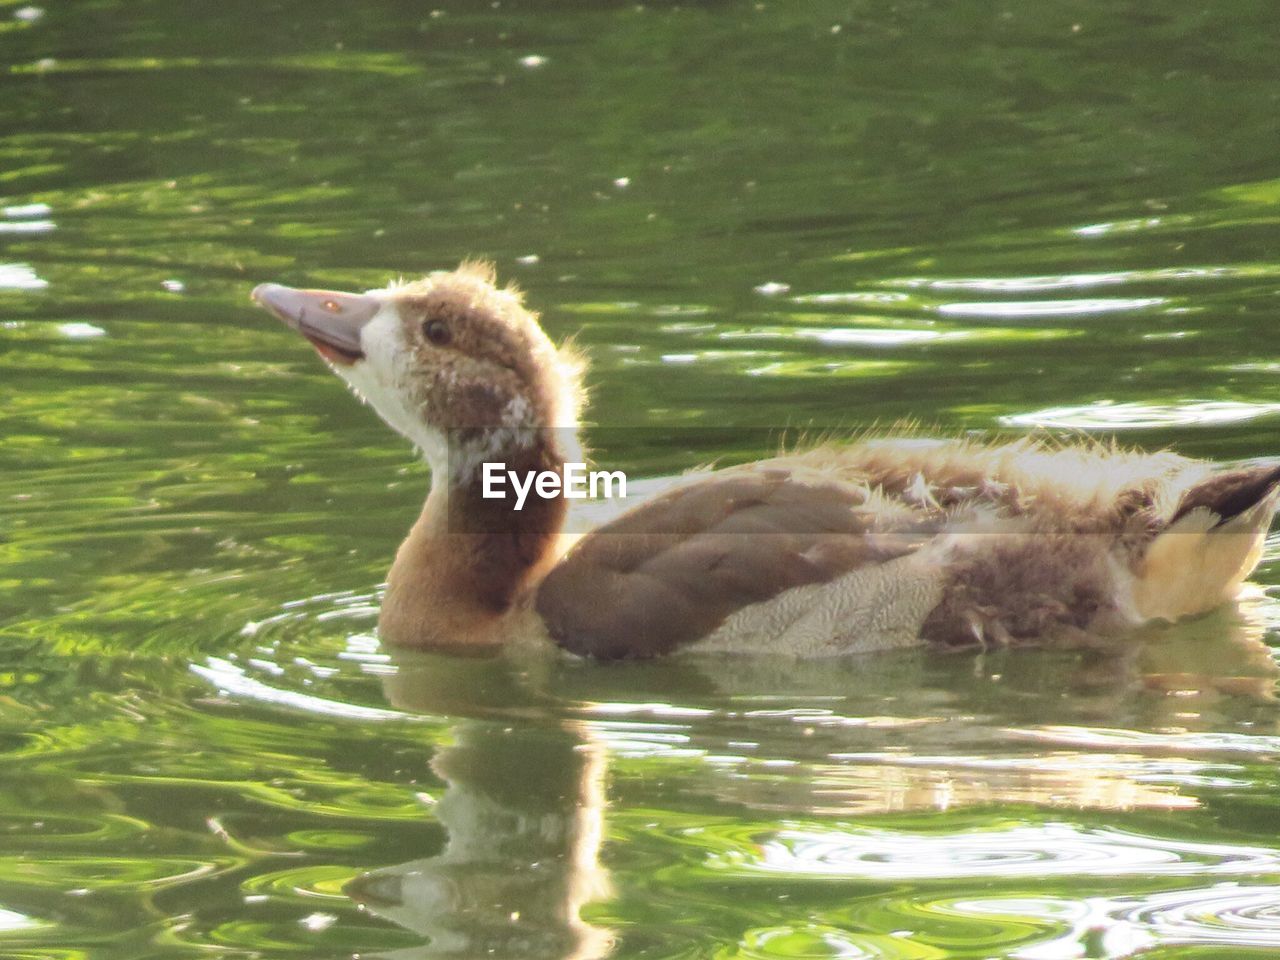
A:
[251,283,381,366]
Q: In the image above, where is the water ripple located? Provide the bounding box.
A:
[731,924,923,960]
[191,657,417,723]
[1118,884,1280,950]
[1016,725,1280,757]
[9,52,420,77]
[897,263,1280,292]
[1001,400,1280,429]
[709,823,1280,881]
[0,262,46,289]
[950,883,1280,959]
[937,297,1164,318]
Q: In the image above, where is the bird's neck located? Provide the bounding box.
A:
[379,430,573,649]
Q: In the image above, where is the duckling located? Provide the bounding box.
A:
[252,264,1280,658]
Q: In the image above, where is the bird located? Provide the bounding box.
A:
[251,263,1280,659]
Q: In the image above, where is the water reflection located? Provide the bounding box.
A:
[346,652,613,960]
[1,203,51,218]
[904,264,1280,292]
[936,297,1164,318]
[716,823,1280,881]
[1002,400,1280,429]
[953,884,1280,959]
[0,219,53,234]
[169,584,1280,958]
[0,262,46,290]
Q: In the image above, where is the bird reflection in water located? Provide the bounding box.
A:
[344,654,613,960]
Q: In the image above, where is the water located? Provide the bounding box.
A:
[4,1,1280,957]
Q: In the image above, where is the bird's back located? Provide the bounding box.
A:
[536,438,1280,657]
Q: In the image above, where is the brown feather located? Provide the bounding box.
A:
[1170,463,1280,527]
[535,472,929,659]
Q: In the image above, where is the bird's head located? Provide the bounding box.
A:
[253,263,583,482]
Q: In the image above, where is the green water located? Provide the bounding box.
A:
[4,0,1280,956]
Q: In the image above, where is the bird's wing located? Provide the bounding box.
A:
[534,467,937,659]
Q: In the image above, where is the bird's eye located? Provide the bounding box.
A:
[423,318,451,346]
[322,300,340,313]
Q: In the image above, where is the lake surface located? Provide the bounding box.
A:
[4,1,1280,957]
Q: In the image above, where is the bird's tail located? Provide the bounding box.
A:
[1132,463,1280,621]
